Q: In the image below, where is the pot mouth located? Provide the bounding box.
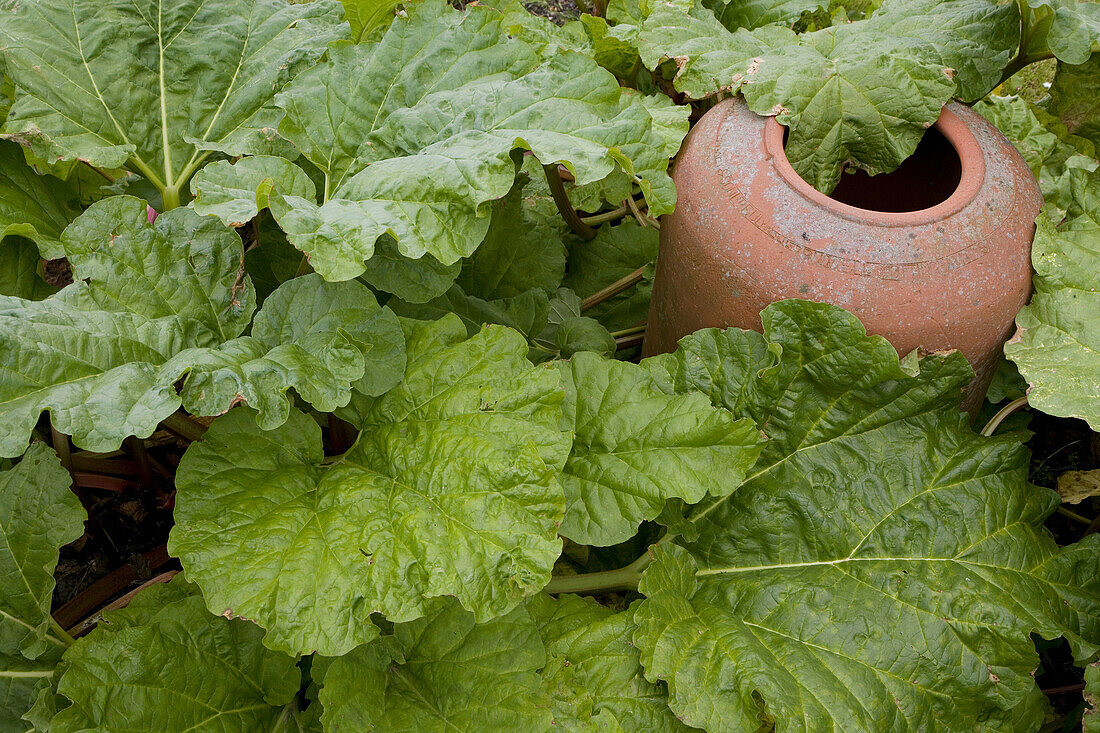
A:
[763,105,985,226]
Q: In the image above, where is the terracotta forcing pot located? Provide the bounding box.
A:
[643,98,1043,413]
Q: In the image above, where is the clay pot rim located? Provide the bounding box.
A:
[763,104,986,227]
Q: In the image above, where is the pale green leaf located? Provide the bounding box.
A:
[51,580,301,732]
[864,0,1019,102]
[359,236,461,303]
[633,300,1100,732]
[638,4,798,100]
[190,156,317,228]
[555,353,763,546]
[976,95,1061,176]
[0,141,81,259]
[0,0,346,194]
[1005,174,1100,430]
[0,197,402,456]
[742,25,955,191]
[1022,0,1100,64]
[202,1,674,281]
[318,599,553,731]
[0,444,83,660]
[171,317,569,655]
[529,594,695,732]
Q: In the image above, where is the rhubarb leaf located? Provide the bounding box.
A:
[0,0,346,193]
[0,238,55,301]
[0,444,83,660]
[171,317,569,655]
[206,0,675,281]
[707,0,827,31]
[1022,0,1100,64]
[50,580,301,732]
[555,353,763,546]
[562,219,658,332]
[633,300,1100,732]
[0,197,403,456]
[0,141,81,259]
[529,594,693,732]
[1005,174,1100,430]
[1049,55,1100,149]
[318,599,553,731]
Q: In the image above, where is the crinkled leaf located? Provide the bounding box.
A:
[742,25,955,191]
[639,0,1013,190]
[863,0,1019,102]
[0,141,81,259]
[1005,179,1100,430]
[976,95,1061,176]
[200,1,674,281]
[318,599,553,731]
[0,237,55,300]
[529,594,694,732]
[1022,0,1100,64]
[1057,469,1100,505]
[359,236,461,303]
[563,219,658,332]
[0,651,60,733]
[555,353,763,546]
[0,444,83,660]
[633,300,1100,732]
[172,317,569,655]
[0,0,346,191]
[50,580,301,732]
[190,156,317,228]
[638,4,798,100]
[0,197,402,456]
[1049,54,1100,150]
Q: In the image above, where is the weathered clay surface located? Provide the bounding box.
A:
[644,98,1042,413]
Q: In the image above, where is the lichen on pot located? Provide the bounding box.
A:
[644,98,1043,413]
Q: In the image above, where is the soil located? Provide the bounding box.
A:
[523,0,581,23]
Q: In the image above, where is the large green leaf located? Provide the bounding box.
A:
[341,0,404,42]
[0,444,83,733]
[562,219,658,332]
[0,237,56,301]
[706,0,827,31]
[0,0,346,200]
[192,0,677,281]
[555,353,763,546]
[0,444,81,733]
[1005,174,1100,430]
[634,300,1100,732]
[0,196,404,457]
[318,599,554,731]
[0,444,81,660]
[1049,55,1100,150]
[50,579,301,732]
[638,0,1016,191]
[530,594,694,732]
[0,140,81,259]
[1022,0,1100,65]
[171,317,570,655]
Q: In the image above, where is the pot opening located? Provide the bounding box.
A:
[783,127,963,213]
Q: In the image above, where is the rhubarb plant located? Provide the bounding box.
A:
[0,0,1098,730]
